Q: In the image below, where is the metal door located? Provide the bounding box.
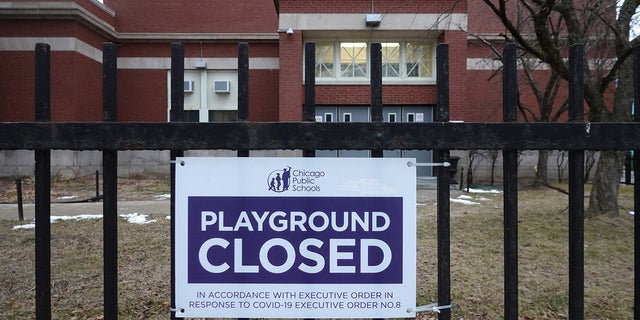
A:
[316,106,370,158]
[382,106,433,177]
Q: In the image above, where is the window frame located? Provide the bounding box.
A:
[309,39,436,85]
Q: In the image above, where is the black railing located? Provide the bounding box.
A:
[1,41,640,320]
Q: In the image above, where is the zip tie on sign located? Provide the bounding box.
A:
[407,161,451,167]
[414,303,452,314]
[169,307,185,313]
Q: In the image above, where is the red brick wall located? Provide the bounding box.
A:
[278,32,304,121]
[250,70,280,122]
[47,52,101,121]
[316,86,436,105]
[117,69,168,122]
[0,51,102,122]
[439,31,467,121]
[0,51,35,121]
[105,0,278,33]
[0,18,106,121]
[0,20,108,49]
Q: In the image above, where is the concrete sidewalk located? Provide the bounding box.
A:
[1,188,443,221]
[0,200,171,220]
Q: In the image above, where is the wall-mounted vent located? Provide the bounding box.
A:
[213,80,231,93]
[184,80,194,93]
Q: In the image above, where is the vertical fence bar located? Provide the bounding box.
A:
[102,42,119,320]
[34,42,51,320]
[568,43,585,320]
[170,42,185,320]
[502,43,519,320]
[435,43,451,320]
[370,43,383,158]
[303,42,316,158]
[16,178,24,221]
[633,45,640,320]
[236,41,250,320]
[237,42,250,158]
[95,170,100,199]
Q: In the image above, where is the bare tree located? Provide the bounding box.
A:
[479,0,638,217]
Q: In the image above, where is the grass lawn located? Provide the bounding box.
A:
[0,183,635,319]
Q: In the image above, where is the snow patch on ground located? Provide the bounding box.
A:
[450,198,481,205]
[12,212,159,230]
[467,188,502,194]
[120,213,156,224]
[154,194,171,200]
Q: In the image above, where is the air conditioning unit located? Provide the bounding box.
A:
[213,80,231,93]
[183,80,194,93]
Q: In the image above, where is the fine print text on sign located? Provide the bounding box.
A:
[175,157,416,318]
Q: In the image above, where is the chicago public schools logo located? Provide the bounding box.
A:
[267,166,292,193]
[267,166,324,192]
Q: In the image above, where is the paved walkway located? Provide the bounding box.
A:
[0,200,171,220]
[0,188,447,221]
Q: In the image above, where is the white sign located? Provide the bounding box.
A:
[175,157,416,318]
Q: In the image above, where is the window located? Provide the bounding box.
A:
[406,43,434,78]
[381,43,400,77]
[388,113,397,123]
[340,43,367,78]
[343,113,352,122]
[312,40,435,82]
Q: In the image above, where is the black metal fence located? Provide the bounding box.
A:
[1,41,640,320]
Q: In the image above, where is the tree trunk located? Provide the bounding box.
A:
[586,150,624,218]
[533,150,549,187]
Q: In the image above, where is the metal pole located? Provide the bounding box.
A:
[502,43,519,320]
[303,42,316,158]
[170,42,185,320]
[16,178,24,221]
[436,43,451,320]
[95,170,100,199]
[634,44,640,320]
[568,43,585,320]
[237,42,250,158]
[102,42,119,320]
[34,42,51,320]
[370,42,383,158]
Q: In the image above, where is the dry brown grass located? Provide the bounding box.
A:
[0,183,635,319]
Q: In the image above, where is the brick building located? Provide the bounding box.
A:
[0,0,579,179]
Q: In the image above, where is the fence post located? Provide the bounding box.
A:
[237,42,250,158]
[303,42,316,158]
[34,42,52,320]
[370,43,383,158]
[568,43,585,320]
[95,170,100,199]
[102,42,119,320]
[16,178,24,221]
[170,42,185,320]
[634,44,640,320]
[502,43,519,320]
[435,43,451,320]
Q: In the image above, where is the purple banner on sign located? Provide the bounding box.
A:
[187,196,403,284]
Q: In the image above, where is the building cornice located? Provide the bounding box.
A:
[0,1,117,37]
[0,2,279,43]
[279,13,467,31]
